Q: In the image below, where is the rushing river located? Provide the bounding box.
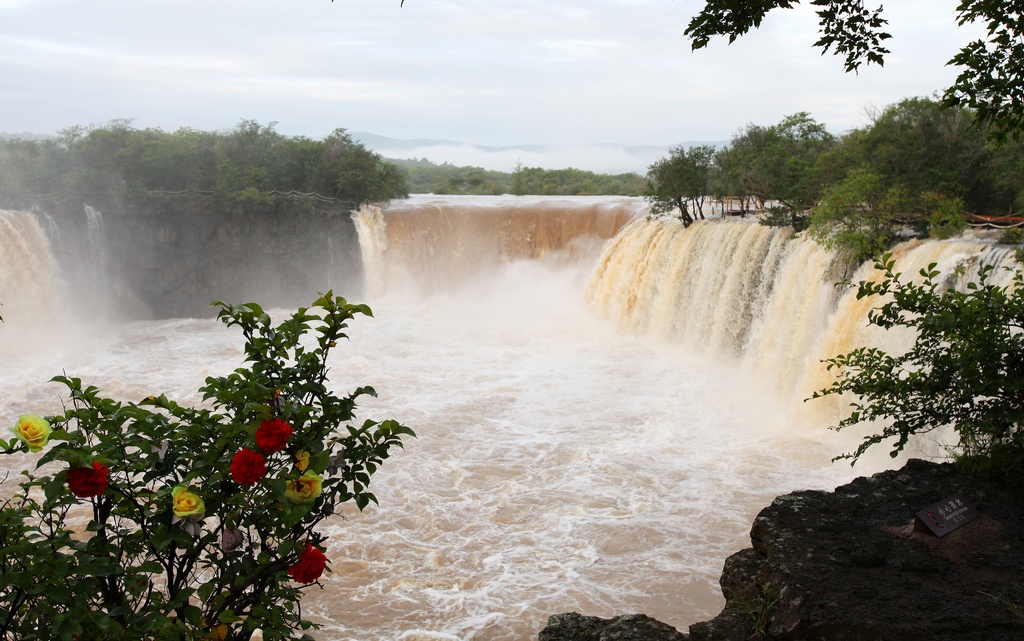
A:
[3,195,1004,640]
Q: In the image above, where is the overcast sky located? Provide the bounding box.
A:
[1,0,984,170]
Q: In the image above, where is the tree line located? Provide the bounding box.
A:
[0,123,651,208]
[388,157,647,196]
[645,96,1024,262]
[0,120,410,211]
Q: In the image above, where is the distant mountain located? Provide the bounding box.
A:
[351,132,726,175]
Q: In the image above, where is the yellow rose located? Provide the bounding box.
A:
[171,485,205,519]
[295,450,310,472]
[284,471,323,504]
[11,414,51,453]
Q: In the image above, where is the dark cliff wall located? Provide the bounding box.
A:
[41,196,365,319]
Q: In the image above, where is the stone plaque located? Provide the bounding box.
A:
[914,492,981,538]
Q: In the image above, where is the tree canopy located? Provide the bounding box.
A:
[644,145,716,226]
[386,158,646,196]
[684,0,1024,141]
[0,121,410,211]
[643,96,1024,261]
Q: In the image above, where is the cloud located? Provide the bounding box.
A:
[0,0,986,153]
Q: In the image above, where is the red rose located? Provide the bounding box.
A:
[67,462,109,498]
[230,448,267,485]
[255,418,292,454]
[288,543,327,584]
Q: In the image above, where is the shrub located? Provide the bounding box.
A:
[812,255,1024,480]
[922,192,969,240]
[0,293,414,640]
[998,225,1024,245]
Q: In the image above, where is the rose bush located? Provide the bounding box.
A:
[0,293,414,640]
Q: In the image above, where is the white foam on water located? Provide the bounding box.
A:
[0,254,851,640]
[13,199,996,640]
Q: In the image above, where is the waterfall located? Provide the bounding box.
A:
[82,204,110,306]
[586,217,1020,408]
[351,204,389,300]
[9,196,1017,640]
[0,210,65,329]
[352,195,643,299]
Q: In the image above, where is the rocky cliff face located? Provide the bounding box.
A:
[42,196,364,319]
[540,459,1024,641]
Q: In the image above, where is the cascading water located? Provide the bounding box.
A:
[585,215,1020,462]
[354,195,639,299]
[1,196,1015,640]
[82,203,112,313]
[0,210,66,334]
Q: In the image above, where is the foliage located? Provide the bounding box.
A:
[744,584,780,640]
[998,226,1024,245]
[944,1,1024,142]
[723,112,834,219]
[847,98,994,214]
[379,158,646,196]
[0,293,414,640]
[384,159,510,195]
[812,255,1024,478]
[806,167,901,263]
[0,121,409,211]
[511,164,646,197]
[644,145,716,225]
[713,122,769,213]
[644,96,1024,242]
[684,0,1024,141]
[922,193,969,240]
[685,0,891,72]
[759,205,805,230]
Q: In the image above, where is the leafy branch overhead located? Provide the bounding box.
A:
[685,0,891,73]
[684,0,1024,141]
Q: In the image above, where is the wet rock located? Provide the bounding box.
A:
[539,612,689,641]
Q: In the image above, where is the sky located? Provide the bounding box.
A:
[0,0,986,172]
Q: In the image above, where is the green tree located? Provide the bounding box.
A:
[510,162,527,196]
[0,122,409,211]
[806,166,903,264]
[813,256,1024,479]
[922,192,969,240]
[718,113,834,224]
[715,123,771,214]
[768,113,835,212]
[645,144,716,226]
[214,120,282,203]
[684,0,1024,141]
[847,97,992,213]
